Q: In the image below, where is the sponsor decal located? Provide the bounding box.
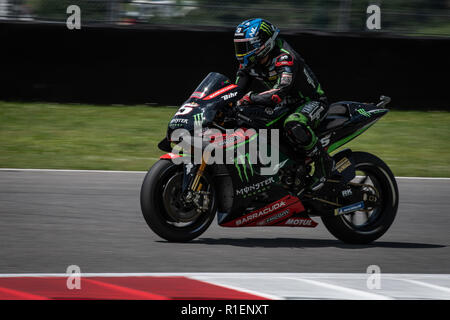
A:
[221,195,303,227]
[221,91,238,101]
[280,73,293,85]
[275,60,293,67]
[203,84,238,100]
[281,217,318,227]
[234,152,254,182]
[303,67,316,88]
[256,209,290,226]
[235,177,275,196]
[235,200,286,226]
[341,188,353,197]
[336,157,351,173]
[170,118,188,124]
[210,131,247,148]
[334,201,365,216]
[193,113,204,127]
[357,108,372,117]
[320,134,331,147]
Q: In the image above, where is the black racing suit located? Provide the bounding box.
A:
[235,38,333,188]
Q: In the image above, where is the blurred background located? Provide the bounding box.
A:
[0,0,449,36]
[0,1,449,174]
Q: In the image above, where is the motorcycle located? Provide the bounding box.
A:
[140,72,398,244]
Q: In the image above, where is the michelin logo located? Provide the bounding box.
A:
[335,201,365,216]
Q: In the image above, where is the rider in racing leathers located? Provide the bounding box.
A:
[233,18,334,191]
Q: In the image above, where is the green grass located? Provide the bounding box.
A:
[0,102,176,171]
[0,101,449,177]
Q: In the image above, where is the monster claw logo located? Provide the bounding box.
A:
[260,21,273,36]
[357,108,372,117]
[234,152,254,182]
[193,113,204,127]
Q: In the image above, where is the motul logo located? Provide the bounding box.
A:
[236,200,287,226]
[285,218,313,226]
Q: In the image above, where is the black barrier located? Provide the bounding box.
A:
[0,22,448,109]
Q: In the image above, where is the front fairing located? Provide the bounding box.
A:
[167,72,241,139]
[168,101,219,133]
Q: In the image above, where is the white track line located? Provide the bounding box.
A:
[280,277,393,300]
[0,168,449,180]
[400,279,450,294]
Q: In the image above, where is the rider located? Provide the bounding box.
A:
[233,18,334,191]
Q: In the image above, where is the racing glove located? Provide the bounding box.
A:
[237,91,253,107]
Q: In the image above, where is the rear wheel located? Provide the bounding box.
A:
[321,152,399,244]
[140,160,217,242]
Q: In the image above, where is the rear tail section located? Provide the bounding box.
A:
[319,96,391,153]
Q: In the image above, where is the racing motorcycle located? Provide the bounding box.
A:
[140,72,398,244]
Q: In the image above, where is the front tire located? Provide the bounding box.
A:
[321,151,399,244]
[140,160,217,242]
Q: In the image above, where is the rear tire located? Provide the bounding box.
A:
[321,151,399,244]
[140,160,216,242]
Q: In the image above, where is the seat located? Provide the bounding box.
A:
[317,102,350,132]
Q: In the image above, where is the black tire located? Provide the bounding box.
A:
[140,159,217,242]
[321,151,399,244]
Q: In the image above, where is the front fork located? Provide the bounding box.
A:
[181,150,211,210]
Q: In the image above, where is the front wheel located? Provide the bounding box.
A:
[321,151,399,244]
[140,160,217,242]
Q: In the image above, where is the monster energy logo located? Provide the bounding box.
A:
[234,153,254,182]
[260,22,273,35]
[357,108,371,117]
[194,113,204,127]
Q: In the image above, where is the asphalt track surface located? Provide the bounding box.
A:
[0,170,449,274]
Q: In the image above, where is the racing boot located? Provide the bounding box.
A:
[306,141,335,192]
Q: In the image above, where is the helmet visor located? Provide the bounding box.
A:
[234,38,257,58]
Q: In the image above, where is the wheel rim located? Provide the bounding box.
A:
[340,165,386,231]
[162,173,201,223]
[154,165,215,231]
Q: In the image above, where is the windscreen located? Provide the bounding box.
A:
[190,72,233,100]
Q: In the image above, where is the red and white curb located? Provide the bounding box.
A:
[0,273,449,300]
